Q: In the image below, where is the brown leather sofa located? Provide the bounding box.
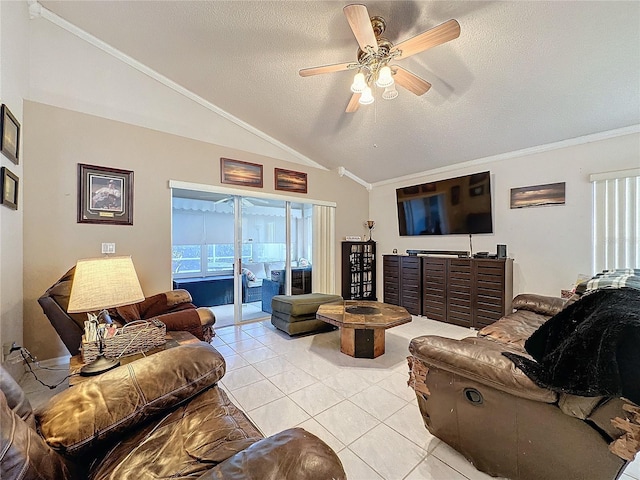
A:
[1,342,346,480]
[38,267,216,356]
[407,293,640,480]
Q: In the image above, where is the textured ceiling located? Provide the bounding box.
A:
[40,1,640,183]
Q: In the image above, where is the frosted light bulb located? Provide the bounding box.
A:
[382,84,398,100]
[359,86,374,105]
[375,66,394,88]
[350,72,367,93]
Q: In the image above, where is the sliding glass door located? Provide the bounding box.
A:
[238,196,287,323]
[172,190,315,327]
[172,192,238,328]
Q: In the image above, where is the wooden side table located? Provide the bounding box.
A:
[68,331,201,386]
[316,301,411,359]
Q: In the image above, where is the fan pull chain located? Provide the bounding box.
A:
[374,88,378,124]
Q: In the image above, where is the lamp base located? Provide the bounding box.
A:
[80,355,120,376]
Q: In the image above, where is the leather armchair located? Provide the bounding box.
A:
[407,294,640,480]
[1,343,346,480]
[38,268,215,356]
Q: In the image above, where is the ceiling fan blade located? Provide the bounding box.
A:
[393,67,432,96]
[343,4,378,53]
[392,19,460,59]
[346,93,361,113]
[299,62,353,77]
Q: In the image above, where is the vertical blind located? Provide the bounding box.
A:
[591,168,640,272]
[312,205,337,294]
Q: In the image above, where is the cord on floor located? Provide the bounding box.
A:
[19,347,76,390]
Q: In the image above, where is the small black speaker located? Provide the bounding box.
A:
[497,244,507,259]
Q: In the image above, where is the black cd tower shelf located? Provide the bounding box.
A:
[341,241,377,301]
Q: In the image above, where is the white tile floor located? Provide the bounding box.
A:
[19,316,640,480]
[208,301,268,328]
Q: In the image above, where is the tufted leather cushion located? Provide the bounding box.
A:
[478,309,549,350]
[0,366,36,429]
[478,294,567,350]
[203,428,347,480]
[38,343,225,456]
[90,386,263,480]
[511,293,567,316]
[409,335,557,403]
[1,391,74,480]
[44,267,88,330]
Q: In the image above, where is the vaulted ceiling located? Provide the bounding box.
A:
[40,1,640,184]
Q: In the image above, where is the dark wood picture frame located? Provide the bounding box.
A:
[1,104,20,165]
[1,167,18,210]
[220,158,263,188]
[78,163,134,225]
[274,168,308,194]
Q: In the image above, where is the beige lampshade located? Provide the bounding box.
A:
[67,256,145,313]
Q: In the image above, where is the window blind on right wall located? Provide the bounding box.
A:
[591,168,640,272]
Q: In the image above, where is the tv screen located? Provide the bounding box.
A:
[396,171,493,236]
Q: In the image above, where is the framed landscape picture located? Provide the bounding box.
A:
[510,182,566,209]
[77,163,134,225]
[1,104,20,165]
[221,158,263,188]
[274,168,307,194]
[1,167,18,210]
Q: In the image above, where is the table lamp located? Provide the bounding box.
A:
[67,256,145,375]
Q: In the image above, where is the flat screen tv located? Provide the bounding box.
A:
[396,171,493,236]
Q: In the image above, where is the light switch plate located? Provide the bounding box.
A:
[101,243,116,254]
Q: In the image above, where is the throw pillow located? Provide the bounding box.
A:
[38,344,225,456]
[242,268,256,282]
[1,391,73,480]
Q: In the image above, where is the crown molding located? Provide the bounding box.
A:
[29,2,326,171]
[372,124,640,188]
[338,167,372,191]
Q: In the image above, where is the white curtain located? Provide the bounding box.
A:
[312,205,336,294]
[591,168,640,272]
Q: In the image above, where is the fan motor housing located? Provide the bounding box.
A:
[357,37,393,63]
[370,16,386,37]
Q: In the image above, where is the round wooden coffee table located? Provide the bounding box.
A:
[316,300,412,358]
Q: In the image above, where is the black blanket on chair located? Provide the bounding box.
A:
[503,287,640,404]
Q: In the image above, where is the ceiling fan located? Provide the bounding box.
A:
[299,4,460,112]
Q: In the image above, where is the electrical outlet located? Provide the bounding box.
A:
[101,243,116,254]
[2,342,18,363]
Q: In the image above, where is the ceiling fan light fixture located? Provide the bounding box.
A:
[350,72,367,93]
[375,65,394,88]
[359,86,375,105]
[382,84,398,100]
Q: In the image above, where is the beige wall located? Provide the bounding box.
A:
[0,0,29,379]
[23,101,368,360]
[370,131,640,299]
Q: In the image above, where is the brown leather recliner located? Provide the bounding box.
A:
[38,268,216,356]
[407,293,640,480]
[0,342,346,480]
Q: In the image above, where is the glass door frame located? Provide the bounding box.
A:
[234,197,293,323]
[170,180,336,326]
